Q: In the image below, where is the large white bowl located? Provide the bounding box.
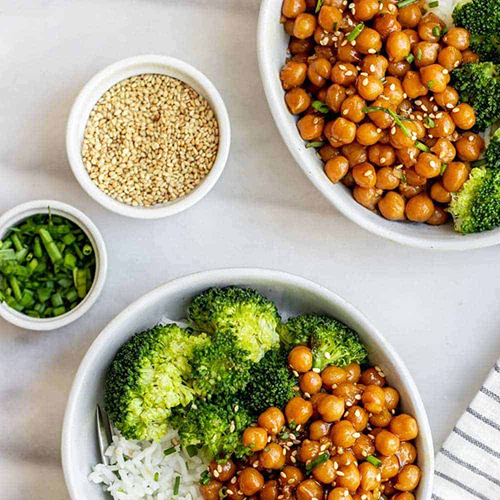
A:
[67,55,231,219]
[62,268,434,500]
[257,0,500,250]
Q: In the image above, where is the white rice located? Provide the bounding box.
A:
[89,428,209,500]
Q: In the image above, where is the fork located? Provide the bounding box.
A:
[96,404,115,465]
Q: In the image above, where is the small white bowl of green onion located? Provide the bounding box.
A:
[0,200,107,330]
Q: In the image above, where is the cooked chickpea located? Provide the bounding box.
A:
[353,0,379,21]
[280,465,305,487]
[286,396,314,425]
[431,138,456,163]
[325,117,357,145]
[462,49,480,64]
[341,94,367,123]
[369,144,395,168]
[388,60,411,78]
[370,407,393,427]
[313,459,337,484]
[285,88,311,114]
[353,187,381,210]
[319,144,340,162]
[456,133,484,162]
[398,4,422,28]
[405,193,434,222]
[414,152,441,178]
[355,27,382,55]
[418,20,441,42]
[397,442,417,466]
[281,61,308,91]
[382,77,405,105]
[386,32,411,62]
[326,84,347,112]
[330,420,357,448]
[329,488,354,500]
[404,167,426,186]
[395,465,421,491]
[208,458,236,482]
[309,419,332,440]
[337,41,362,63]
[320,366,346,389]
[296,479,324,500]
[335,450,357,467]
[318,394,345,422]
[362,385,386,413]
[379,454,400,480]
[260,443,286,469]
[412,41,439,68]
[438,46,462,72]
[419,64,450,93]
[297,115,324,143]
[352,434,376,460]
[289,345,313,372]
[441,161,469,193]
[345,363,361,383]
[201,480,223,500]
[258,407,286,435]
[443,27,469,50]
[336,462,361,492]
[389,123,417,150]
[399,182,424,198]
[429,112,455,138]
[429,182,450,204]
[433,85,459,110]
[226,481,245,500]
[345,405,370,432]
[239,468,264,496]
[282,0,306,18]
[341,142,368,167]
[331,62,359,86]
[374,14,401,40]
[293,13,317,38]
[300,371,323,394]
[260,480,278,500]
[361,55,388,79]
[451,103,476,130]
[426,206,448,225]
[360,367,386,386]
[308,58,333,87]
[352,162,377,188]
[375,430,400,456]
[393,494,416,500]
[397,146,419,168]
[319,5,342,31]
[390,414,419,441]
[298,439,321,462]
[376,168,401,192]
[242,427,268,452]
[384,387,400,411]
[357,75,384,101]
[288,36,314,55]
[359,462,380,491]
[402,71,427,99]
[403,28,420,47]
[355,123,382,147]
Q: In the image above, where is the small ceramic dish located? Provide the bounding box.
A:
[66,55,231,219]
[0,200,107,330]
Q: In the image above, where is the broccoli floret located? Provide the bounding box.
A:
[448,166,500,234]
[104,324,206,441]
[451,62,500,131]
[170,395,253,460]
[188,286,281,362]
[452,0,500,63]
[190,330,252,397]
[280,314,368,371]
[236,349,296,415]
[484,128,500,168]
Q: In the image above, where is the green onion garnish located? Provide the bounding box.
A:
[347,23,365,42]
[416,48,422,60]
[174,476,181,495]
[312,101,329,113]
[440,163,448,175]
[363,107,411,138]
[397,0,418,7]
[288,420,297,430]
[366,455,383,467]
[306,453,330,473]
[306,141,325,149]
[402,172,407,183]
[432,26,441,37]
[200,470,211,485]
[164,446,177,456]
[428,80,435,88]
[381,77,387,84]
[406,54,415,64]
[425,117,435,128]
[429,1,439,7]
[219,487,227,499]
[154,472,159,482]
[187,445,198,457]
[315,0,323,13]
[415,141,430,152]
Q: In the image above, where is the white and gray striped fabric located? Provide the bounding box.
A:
[433,361,500,500]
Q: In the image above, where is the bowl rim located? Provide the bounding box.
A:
[0,199,107,330]
[66,54,231,219]
[61,267,434,500]
[256,0,500,251]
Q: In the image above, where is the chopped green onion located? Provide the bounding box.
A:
[440,163,448,175]
[397,0,418,7]
[380,77,387,84]
[312,101,329,113]
[219,487,227,499]
[402,172,407,183]
[33,237,43,258]
[288,420,297,430]
[406,54,415,64]
[306,141,325,149]
[154,472,159,482]
[200,470,211,485]
[39,228,62,263]
[0,249,16,261]
[82,244,93,256]
[347,23,365,42]
[66,289,78,302]
[164,446,177,456]
[425,117,435,128]
[429,1,439,7]
[427,80,435,88]
[9,276,22,302]
[64,253,77,270]
[432,26,441,37]
[62,233,76,245]
[51,292,63,307]
[315,0,323,13]
[186,445,198,457]
[416,48,422,61]
[415,141,430,152]
[306,453,330,473]
[173,476,181,495]
[366,455,383,467]
[363,107,411,138]
[53,306,66,316]
[11,234,23,252]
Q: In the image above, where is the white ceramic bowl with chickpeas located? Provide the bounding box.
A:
[67,55,230,219]
[257,0,500,250]
[62,268,433,500]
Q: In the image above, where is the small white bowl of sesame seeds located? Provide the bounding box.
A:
[66,55,230,218]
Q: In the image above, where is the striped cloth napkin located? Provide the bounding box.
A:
[433,361,500,500]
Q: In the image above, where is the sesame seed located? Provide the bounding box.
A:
[368,48,377,54]
[312,368,321,373]
[325,352,331,359]
[391,127,396,135]
[345,71,354,76]
[452,107,460,113]
[280,472,286,478]
[446,103,454,108]
[415,100,422,106]
[443,69,449,74]
[337,471,345,476]
[380,157,386,164]
[430,161,436,168]
[370,64,376,72]
[343,109,349,115]
[390,83,396,91]
[293,370,300,377]
[421,105,428,112]
[304,392,311,398]
[353,432,361,438]
[363,78,369,86]
[213,470,220,478]
[376,128,381,133]
[469,135,474,141]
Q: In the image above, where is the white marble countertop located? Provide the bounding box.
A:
[1,1,500,498]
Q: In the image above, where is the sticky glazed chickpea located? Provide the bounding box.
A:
[438,46,462,72]
[336,462,361,492]
[359,462,380,491]
[317,394,345,422]
[384,387,400,411]
[403,29,420,47]
[360,367,386,386]
[419,64,450,93]
[414,152,441,178]
[300,371,323,394]
[388,60,411,78]
[331,62,359,86]
[430,112,455,138]
[297,115,324,141]
[239,468,265,496]
[355,27,382,55]
[345,363,362,383]
[325,84,347,112]
[201,480,223,500]
[337,41,362,63]
[361,54,389,79]
[386,32,411,62]
[418,20,442,43]
[375,430,400,456]
[443,26,470,50]
[352,0,378,21]
[412,41,439,68]
[362,384,386,413]
[298,439,321,462]
[342,142,368,167]
[430,181,451,203]
[208,458,236,482]
[357,75,384,101]
[390,414,419,441]
[431,138,456,163]
[402,71,427,99]
[395,465,421,492]
[352,162,377,188]
[309,419,332,440]
[373,14,402,41]
[380,455,400,480]
[260,443,286,469]
[282,0,306,18]
[286,396,314,425]
[308,58,333,87]
[330,420,358,448]
[405,193,434,222]
[442,161,469,193]
[455,132,484,162]
[344,405,370,431]
[353,186,382,210]
[341,94,367,123]
[293,13,317,39]
[399,182,424,199]
[260,480,278,500]
[297,479,324,500]
[382,77,404,105]
[318,5,342,31]
[280,465,305,488]
[426,206,448,225]
[312,459,337,484]
[242,427,268,452]
[319,143,340,162]
[258,407,285,435]
[397,146,419,167]
[451,103,476,130]
[404,167,426,187]
[324,117,357,146]
[328,488,354,500]
[397,442,418,466]
[370,407,393,427]
[393,494,416,500]
[281,61,308,90]
[462,49,480,63]
[285,88,311,114]
[356,123,383,147]
[288,345,313,372]
[368,144,395,168]
[433,85,459,110]
[398,3,422,28]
